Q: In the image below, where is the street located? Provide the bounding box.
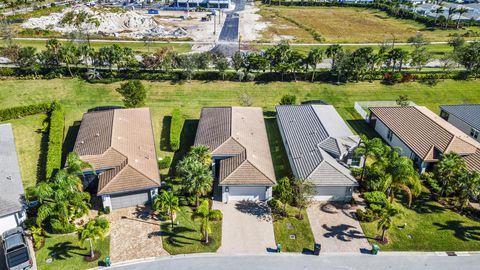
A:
[111,253,480,270]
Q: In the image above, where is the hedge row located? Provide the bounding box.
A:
[170,108,184,152]
[0,103,52,121]
[45,101,65,180]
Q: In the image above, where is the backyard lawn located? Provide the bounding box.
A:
[272,206,316,253]
[160,206,222,254]
[259,6,480,43]
[361,192,480,251]
[35,234,110,270]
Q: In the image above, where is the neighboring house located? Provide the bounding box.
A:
[440,104,480,143]
[0,124,27,234]
[73,108,160,210]
[173,0,230,9]
[369,106,480,173]
[276,105,360,201]
[194,107,276,203]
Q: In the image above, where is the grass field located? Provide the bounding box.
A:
[259,6,480,43]
[1,39,192,54]
[361,193,480,251]
[273,206,315,252]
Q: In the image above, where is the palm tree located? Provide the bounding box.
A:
[189,145,212,167]
[457,171,480,213]
[434,6,444,26]
[65,151,93,175]
[306,48,323,82]
[445,7,455,29]
[455,8,467,29]
[377,205,399,243]
[192,200,219,244]
[434,152,466,197]
[355,135,384,182]
[176,156,213,206]
[77,218,109,259]
[325,44,342,70]
[59,43,79,77]
[153,190,179,228]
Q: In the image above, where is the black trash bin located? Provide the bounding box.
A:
[314,243,321,255]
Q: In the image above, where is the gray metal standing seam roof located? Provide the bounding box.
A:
[440,104,480,131]
[276,105,358,186]
[0,124,25,217]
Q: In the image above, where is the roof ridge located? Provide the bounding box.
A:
[243,159,276,185]
[308,104,332,139]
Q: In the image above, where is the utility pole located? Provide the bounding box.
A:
[213,13,216,35]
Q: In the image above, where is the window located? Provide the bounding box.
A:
[440,110,449,121]
[387,129,393,142]
[471,128,479,139]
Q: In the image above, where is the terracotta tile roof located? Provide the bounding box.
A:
[74,108,160,195]
[369,106,480,171]
[194,107,276,186]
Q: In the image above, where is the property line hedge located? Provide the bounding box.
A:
[0,103,51,121]
[170,108,184,152]
[45,101,65,180]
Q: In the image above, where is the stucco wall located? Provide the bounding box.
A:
[446,114,480,143]
[374,119,414,158]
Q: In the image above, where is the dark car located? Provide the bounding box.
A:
[1,227,32,270]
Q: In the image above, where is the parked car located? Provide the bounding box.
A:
[2,227,32,270]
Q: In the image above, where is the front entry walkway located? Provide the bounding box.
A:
[214,201,276,254]
[307,202,370,253]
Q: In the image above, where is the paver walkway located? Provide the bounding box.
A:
[214,200,276,254]
[307,202,370,253]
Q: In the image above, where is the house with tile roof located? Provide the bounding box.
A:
[194,107,276,203]
[0,124,27,234]
[440,104,480,143]
[276,105,360,201]
[369,106,480,173]
[73,108,161,210]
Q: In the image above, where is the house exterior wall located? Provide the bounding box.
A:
[102,195,112,210]
[444,113,480,143]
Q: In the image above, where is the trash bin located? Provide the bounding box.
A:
[313,243,321,256]
[105,256,111,267]
[277,243,282,253]
[371,244,380,255]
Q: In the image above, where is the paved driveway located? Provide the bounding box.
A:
[107,206,168,262]
[307,202,370,253]
[214,201,276,254]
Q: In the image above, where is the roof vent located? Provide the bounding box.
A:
[80,140,85,144]
[95,133,100,137]
[6,175,12,180]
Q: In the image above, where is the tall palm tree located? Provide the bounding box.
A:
[177,155,213,206]
[306,48,323,82]
[457,171,480,213]
[455,7,467,29]
[445,7,455,29]
[355,135,384,182]
[77,218,109,259]
[434,152,466,197]
[377,205,399,243]
[434,6,444,26]
[153,190,179,228]
[325,44,342,70]
[193,200,217,244]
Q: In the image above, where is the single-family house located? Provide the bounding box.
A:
[440,104,480,143]
[276,105,360,201]
[194,107,276,203]
[0,124,27,234]
[369,106,480,173]
[73,108,161,210]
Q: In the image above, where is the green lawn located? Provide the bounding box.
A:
[265,118,292,179]
[273,206,315,253]
[360,193,480,251]
[35,234,110,270]
[160,206,222,254]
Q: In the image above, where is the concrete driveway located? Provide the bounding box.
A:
[307,202,370,253]
[214,201,276,254]
[107,206,168,262]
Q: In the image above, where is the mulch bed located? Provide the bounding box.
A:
[84,251,101,262]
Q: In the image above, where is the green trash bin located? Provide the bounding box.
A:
[371,244,380,255]
[277,243,282,253]
[105,256,111,267]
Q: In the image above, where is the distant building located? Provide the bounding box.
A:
[173,0,230,9]
[0,124,27,234]
[440,104,480,143]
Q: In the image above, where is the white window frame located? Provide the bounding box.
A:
[471,128,479,139]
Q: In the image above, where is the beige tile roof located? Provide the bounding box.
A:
[74,108,160,195]
[194,107,276,186]
[370,106,480,171]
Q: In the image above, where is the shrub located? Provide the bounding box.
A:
[355,208,379,222]
[169,108,184,151]
[50,219,76,234]
[363,191,388,207]
[0,102,51,121]
[209,209,223,221]
[45,101,65,179]
[236,70,245,81]
[279,94,297,105]
[245,72,255,81]
[422,172,441,194]
[158,156,172,170]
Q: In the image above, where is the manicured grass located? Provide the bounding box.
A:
[35,234,110,270]
[272,206,315,252]
[360,192,480,251]
[1,78,480,163]
[0,114,48,189]
[160,206,222,254]
[265,118,292,179]
[259,6,480,43]
[1,39,192,54]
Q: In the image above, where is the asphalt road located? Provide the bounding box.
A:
[111,253,480,270]
[211,0,245,56]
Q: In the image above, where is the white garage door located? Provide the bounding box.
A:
[110,190,150,209]
[0,214,19,234]
[227,186,266,201]
[314,186,350,201]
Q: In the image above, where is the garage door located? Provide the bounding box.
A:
[110,190,150,209]
[227,186,266,201]
[314,186,349,201]
[0,214,18,234]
